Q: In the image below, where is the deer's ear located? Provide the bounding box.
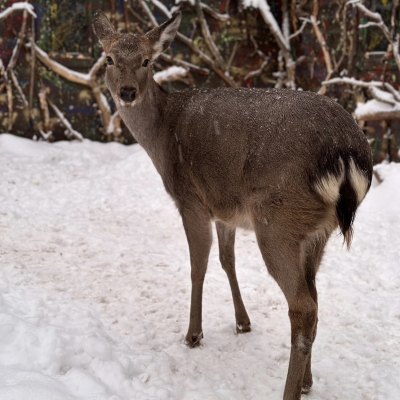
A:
[146,12,181,60]
[93,10,116,48]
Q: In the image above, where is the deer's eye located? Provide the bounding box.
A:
[142,59,150,67]
[106,56,114,66]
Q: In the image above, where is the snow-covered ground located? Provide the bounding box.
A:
[0,133,399,400]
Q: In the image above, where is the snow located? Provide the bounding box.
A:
[0,134,400,399]
[107,112,121,135]
[0,2,36,20]
[323,77,384,88]
[369,87,397,104]
[175,0,195,6]
[153,66,187,84]
[355,99,400,119]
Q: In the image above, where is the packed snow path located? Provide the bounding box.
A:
[0,134,399,399]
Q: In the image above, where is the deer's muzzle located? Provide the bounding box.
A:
[120,87,137,103]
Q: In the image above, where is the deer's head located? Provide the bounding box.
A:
[93,10,181,107]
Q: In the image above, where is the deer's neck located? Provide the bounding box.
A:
[117,79,168,158]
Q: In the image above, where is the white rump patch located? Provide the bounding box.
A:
[314,158,345,204]
[349,158,369,204]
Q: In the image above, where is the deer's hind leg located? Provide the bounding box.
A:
[254,222,318,400]
[302,236,327,394]
[216,221,251,334]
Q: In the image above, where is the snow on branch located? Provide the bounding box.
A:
[355,99,400,121]
[351,1,391,42]
[369,87,398,105]
[323,78,400,101]
[323,77,388,88]
[153,66,187,84]
[243,0,295,89]
[0,2,36,20]
[106,111,122,136]
[323,77,400,121]
[244,0,289,51]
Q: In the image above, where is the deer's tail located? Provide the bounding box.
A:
[312,150,372,248]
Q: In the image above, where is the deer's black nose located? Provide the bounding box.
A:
[120,87,137,102]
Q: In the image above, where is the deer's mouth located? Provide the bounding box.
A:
[119,98,136,107]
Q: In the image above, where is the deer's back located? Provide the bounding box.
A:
[161,88,370,225]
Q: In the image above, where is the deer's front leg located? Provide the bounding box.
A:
[181,206,212,348]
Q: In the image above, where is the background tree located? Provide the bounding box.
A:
[0,0,399,163]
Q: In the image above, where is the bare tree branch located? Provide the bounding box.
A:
[311,0,333,94]
[127,2,151,27]
[393,34,400,73]
[139,0,236,86]
[138,0,158,27]
[390,0,399,38]
[48,99,83,141]
[245,0,296,88]
[200,3,229,21]
[38,84,51,135]
[227,41,239,72]
[28,43,111,127]
[6,80,13,131]
[195,0,227,71]
[160,53,210,75]
[176,0,230,21]
[9,69,28,107]
[6,6,28,73]
[288,18,309,40]
[244,58,270,81]
[384,81,400,102]
[353,1,392,42]
[29,20,36,113]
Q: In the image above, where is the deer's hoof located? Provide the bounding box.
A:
[185,332,203,348]
[236,321,251,334]
[301,379,313,394]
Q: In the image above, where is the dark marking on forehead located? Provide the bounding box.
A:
[109,33,152,58]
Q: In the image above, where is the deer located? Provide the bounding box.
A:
[93,10,373,400]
